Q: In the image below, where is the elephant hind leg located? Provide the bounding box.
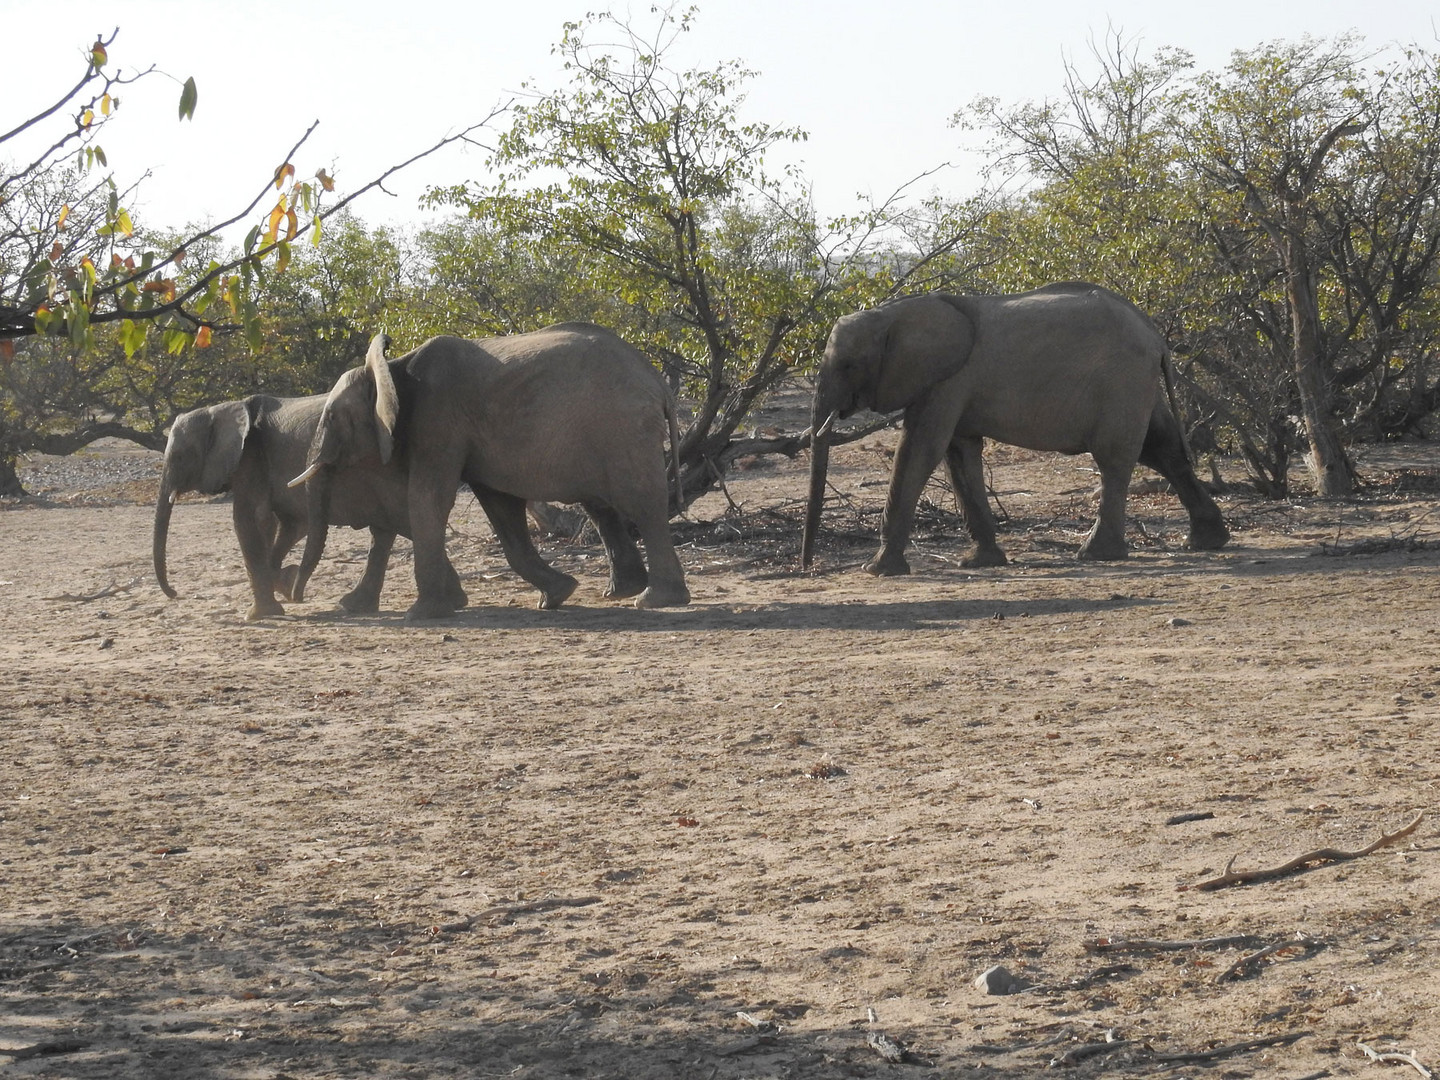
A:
[945,437,1007,567]
[474,487,578,610]
[270,517,304,601]
[1077,458,1133,561]
[1139,409,1230,550]
[339,529,397,614]
[621,495,689,609]
[584,502,648,599]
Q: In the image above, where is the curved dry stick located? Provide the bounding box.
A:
[1189,811,1425,892]
[1357,1041,1433,1079]
[1216,933,1322,983]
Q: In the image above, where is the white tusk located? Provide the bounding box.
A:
[287,461,323,488]
[816,410,838,439]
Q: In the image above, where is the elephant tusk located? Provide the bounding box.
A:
[287,461,324,488]
[816,410,838,439]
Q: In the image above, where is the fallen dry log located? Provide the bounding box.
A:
[1187,811,1425,892]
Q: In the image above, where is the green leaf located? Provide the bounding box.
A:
[120,319,148,358]
[179,77,198,121]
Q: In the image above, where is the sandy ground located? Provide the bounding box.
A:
[1,420,1438,1079]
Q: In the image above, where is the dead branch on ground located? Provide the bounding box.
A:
[1215,932,1324,982]
[1149,1031,1310,1065]
[1083,934,1267,954]
[436,895,601,931]
[1357,1041,1433,1079]
[42,577,139,602]
[1187,811,1424,892]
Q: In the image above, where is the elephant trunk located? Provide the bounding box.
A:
[801,409,837,569]
[294,465,334,602]
[153,471,179,599]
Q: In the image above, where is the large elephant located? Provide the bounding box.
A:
[290,323,691,621]
[801,283,1230,573]
[153,394,410,621]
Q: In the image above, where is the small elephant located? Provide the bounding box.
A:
[153,394,409,621]
[291,324,691,621]
[802,283,1230,572]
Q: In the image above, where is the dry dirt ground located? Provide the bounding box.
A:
[2,410,1439,1079]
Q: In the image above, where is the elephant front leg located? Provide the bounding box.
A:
[945,437,1007,567]
[584,502,648,599]
[866,415,951,577]
[234,500,285,620]
[1077,458,1134,560]
[339,529,398,613]
[475,488,578,610]
[405,473,465,622]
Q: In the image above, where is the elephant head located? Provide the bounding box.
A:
[289,333,398,593]
[801,296,975,568]
[153,398,258,597]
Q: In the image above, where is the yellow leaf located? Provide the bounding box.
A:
[266,204,285,244]
[82,109,94,129]
[91,40,108,67]
[284,209,298,241]
[57,204,70,230]
[116,209,134,237]
[315,168,335,192]
[274,162,296,190]
[101,94,112,116]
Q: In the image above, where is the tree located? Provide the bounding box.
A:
[1,29,495,495]
[429,7,935,508]
[1179,37,1370,497]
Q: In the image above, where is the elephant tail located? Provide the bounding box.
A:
[1159,349,1198,468]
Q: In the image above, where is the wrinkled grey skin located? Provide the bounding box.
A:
[802,283,1230,574]
[295,323,690,622]
[153,394,409,621]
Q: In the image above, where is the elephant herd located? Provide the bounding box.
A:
[153,283,1230,623]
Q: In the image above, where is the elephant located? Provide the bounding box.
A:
[153,393,411,621]
[801,282,1230,573]
[289,323,692,621]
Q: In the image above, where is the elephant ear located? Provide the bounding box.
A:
[873,298,976,413]
[197,399,254,494]
[366,333,398,465]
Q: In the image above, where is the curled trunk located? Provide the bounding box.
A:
[153,474,179,598]
[293,467,333,603]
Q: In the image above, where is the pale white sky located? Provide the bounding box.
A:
[4,0,1437,240]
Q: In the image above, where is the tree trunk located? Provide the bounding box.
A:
[1284,233,1353,497]
[0,456,24,497]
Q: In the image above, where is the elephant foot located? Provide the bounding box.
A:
[1185,520,1231,551]
[604,573,649,600]
[1077,539,1128,561]
[634,582,691,609]
[960,546,1008,568]
[274,564,301,602]
[339,589,381,614]
[863,551,911,576]
[537,575,579,611]
[404,597,458,624]
[246,598,286,621]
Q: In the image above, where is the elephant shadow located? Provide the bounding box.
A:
[299,593,1163,632]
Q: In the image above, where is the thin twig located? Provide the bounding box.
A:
[1188,811,1425,891]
